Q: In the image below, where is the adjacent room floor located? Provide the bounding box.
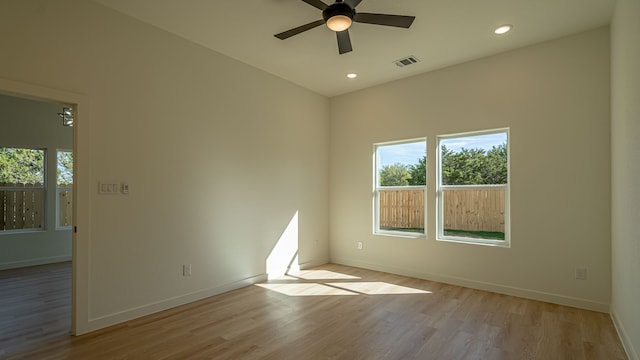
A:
[1,262,627,359]
[0,262,72,357]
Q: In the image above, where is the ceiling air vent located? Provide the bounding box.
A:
[394,55,420,68]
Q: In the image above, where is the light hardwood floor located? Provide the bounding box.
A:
[1,262,627,359]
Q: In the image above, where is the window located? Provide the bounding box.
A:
[56,150,73,229]
[0,147,45,232]
[374,139,426,236]
[437,129,510,246]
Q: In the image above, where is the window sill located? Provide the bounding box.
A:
[374,231,426,239]
[0,229,46,236]
[436,236,510,248]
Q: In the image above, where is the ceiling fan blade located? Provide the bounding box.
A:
[274,19,325,40]
[354,13,415,28]
[344,0,362,8]
[301,0,328,10]
[336,30,352,54]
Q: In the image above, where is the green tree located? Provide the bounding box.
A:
[481,144,508,184]
[57,151,73,186]
[407,156,426,186]
[380,163,411,186]
[441,143,507,185]
[0,147,45,184]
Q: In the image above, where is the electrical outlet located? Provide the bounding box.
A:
[357,241,363,250]
[183,264,192,276]
[575,267,587,280]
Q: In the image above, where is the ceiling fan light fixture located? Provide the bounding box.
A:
[323,2,355,32]
[326,15,352,32]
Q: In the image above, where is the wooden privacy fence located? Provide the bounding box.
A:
[0,183,73,230]
[379,187,505,232]
[442,187,505,232]
[0,183,44,231]
[379,189,425,230]
[58,187,73,227]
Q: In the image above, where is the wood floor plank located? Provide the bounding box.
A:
[1,262,628,359]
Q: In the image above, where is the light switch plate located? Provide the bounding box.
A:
[99,181,120,194]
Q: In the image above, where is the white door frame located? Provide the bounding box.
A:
[0,78,91,335]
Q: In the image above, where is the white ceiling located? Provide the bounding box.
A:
[92,0,615,97]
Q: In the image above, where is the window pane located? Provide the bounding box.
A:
[57,151,73,186]
[58,189,72,228]
[442,187,505,239]
[56,151,73,228]
[379,188,424,233]
[0,187,44,231]
[0,147,45,231]
[378,142,426,186]
[375,140,426,236]
[440,133,507,185]
[438,131,509,244]
[0,147,44,185]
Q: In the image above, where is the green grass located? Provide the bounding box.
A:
[444,229,505,240]
[379,227,505,240]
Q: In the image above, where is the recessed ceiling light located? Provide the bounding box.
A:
[494,24,512,35]
[347,73,358,79]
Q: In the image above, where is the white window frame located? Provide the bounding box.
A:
[373,138,426,238]
[436,129,510,247]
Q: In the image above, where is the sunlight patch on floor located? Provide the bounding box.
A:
[257,268,432,297]
[327,282,431,295]
[288,269,361,280]
[256,283,357,296]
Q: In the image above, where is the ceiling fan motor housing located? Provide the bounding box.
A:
[323,2,355,22]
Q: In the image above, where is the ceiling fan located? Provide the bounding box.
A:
[274,0,416,55]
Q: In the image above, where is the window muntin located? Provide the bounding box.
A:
[56,150,73,229]
[374,139,426,236]
[437,130,510,246]
[0,147,45,232]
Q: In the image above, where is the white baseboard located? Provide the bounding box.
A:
[83,273,268,334]
[0,255,72,270]
[298,258,329,270]
[330,257,609,313]
[611,306,639,360]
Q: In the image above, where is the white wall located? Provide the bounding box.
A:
[611,0,640,358]
[329,27,611,311]
[0,0,329,333]
[0,94,73,269]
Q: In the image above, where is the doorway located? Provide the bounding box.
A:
[0,77,91,339]
[0,93,73,354]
